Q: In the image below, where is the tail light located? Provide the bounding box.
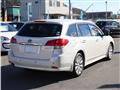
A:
[10,37,17,43]
[45,39,69,46]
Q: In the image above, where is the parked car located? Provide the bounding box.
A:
[96,19,120,38]
[8,19,114,77]
[9,22,24,30]
[0,22,24,52]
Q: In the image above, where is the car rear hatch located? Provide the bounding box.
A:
[11,22,63,60]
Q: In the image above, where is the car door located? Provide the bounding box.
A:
[88,24,107,57]
[65,24,80,61]
[77,23,97,62]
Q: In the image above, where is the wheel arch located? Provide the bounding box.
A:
[110,41,114,51]
[71,50,85,76]
[77,50,85,66]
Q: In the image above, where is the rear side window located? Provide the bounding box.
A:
[78,24,91,36]
[17,23,62,37]
[67,24,78,37]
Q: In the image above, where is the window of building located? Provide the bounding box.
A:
[27,2,32,17]
[57,1,60,7]
[49,0,52,6]
[67,24,78,37]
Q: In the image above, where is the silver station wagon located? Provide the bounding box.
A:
[8,19,114,76]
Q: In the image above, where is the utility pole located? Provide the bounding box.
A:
[117,9,120,19]
[0,0,1,21]
[1,0,7,21]
[105,1,108,19]
[68,0,71,19]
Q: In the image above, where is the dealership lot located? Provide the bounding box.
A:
[1,38,120,90]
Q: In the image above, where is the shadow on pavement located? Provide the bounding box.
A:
[1,65,75,90]
[97,84,120,89]
[1,53,118,90]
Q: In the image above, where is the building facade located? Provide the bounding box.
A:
[72,7,86,19]
[7,6,20,21]
[1,0,21,21]
[86,11,113,20]
[20,0,69,21]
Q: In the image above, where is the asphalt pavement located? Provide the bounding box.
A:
[1,38,120,90]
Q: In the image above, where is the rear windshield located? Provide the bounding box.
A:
[17,23,62,37]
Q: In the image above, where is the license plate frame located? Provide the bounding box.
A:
[25,45,38,53]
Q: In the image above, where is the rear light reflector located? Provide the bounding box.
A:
[10,37,17,43]
[45,39,69,46]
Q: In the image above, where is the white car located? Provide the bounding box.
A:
[0,22,18,52]
[8,19,114,76]
[0,22,24,52]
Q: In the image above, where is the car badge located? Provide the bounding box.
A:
[28,39,32,43]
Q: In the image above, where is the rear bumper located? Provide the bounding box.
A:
[8,51,72,71]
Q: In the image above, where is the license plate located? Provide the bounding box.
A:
[25,45,38,53]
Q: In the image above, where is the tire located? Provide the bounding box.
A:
[72,53,84,77]
[106,44,113,60]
